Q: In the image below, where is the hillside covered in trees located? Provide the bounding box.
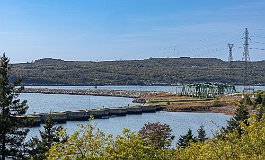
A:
[10,57,265,86]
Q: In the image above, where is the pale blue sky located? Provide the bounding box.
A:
[0,0,265,63]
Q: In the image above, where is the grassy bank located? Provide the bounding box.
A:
[142,93,244,115]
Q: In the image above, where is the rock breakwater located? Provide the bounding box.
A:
[21,88,163,98]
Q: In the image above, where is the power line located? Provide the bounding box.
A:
[242,28,253,95]
[251,35,265,39]
[249,47,265,50]
[254,41,265,45]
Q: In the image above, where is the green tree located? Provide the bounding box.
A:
[0,53,29,160]
[196,125,207,142]
[175,115,265,159]
[243,95,253,105]
[255,94,263,104]
[262,98,265,108]
[106,128,165,160]
[177,128,194,148]
[47,125,173,160]
[28,115,65,159]
[138,122,174,149]
[226,101,249,135]
[47,123,113,159]
[257,98,265,120]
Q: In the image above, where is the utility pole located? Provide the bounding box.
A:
[242,28,253,95]
[228,43,234,84]
[88,88,91,110]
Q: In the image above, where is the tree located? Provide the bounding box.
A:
[243,95,253,105]
[263,98,265,108]
[47,123,113,159]
[226,101,249,135]
[257,98,265,120]
[175,115,265,159]
[234,101,249,122]
[138,122,174,149]
[28,115,65,159]
[47,125,173,160]
[106,128,164,160]
[196,125,207,142]
[0,53,29,160]
[177,128,194,148]
[255,94,263,104]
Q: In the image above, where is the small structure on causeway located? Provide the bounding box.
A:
[180,83,236,98]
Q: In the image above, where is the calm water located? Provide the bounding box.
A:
[20,85,237,147]
[27,111,231,147]
[19,86,237,146]
[20,93,137,114]
[25,85,265,93]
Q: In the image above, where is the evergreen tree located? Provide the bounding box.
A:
[28,115,65,159]
[234,101,249,122]
[0,53,29,160]
[196,125,207,142]
[243,95,253,105]
[257,98,265,120]
[255,94,263,104]
[226,101,249,134]
[177,128,194,148]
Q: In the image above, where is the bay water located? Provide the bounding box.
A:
[20,88,233,146]
[27,111,231,147]
[20,93,136,114]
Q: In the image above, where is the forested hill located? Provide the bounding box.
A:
[10,57,265,86]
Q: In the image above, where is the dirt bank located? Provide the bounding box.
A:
[143,94,242,115]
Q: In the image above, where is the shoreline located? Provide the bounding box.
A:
[22,84,265,87]
[21,88,251,116]
[21,87,164,98]
[21,88,239,115]
[165,107,234,115]
[143,94,240,116]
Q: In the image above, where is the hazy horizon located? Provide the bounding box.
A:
[8,56,265,64]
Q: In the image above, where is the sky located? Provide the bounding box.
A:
[0,0,265,63]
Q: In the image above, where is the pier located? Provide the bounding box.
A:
[17,105,164,127]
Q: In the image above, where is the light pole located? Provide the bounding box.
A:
[88,89,91,110]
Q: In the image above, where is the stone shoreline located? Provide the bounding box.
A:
[21,88,164,98]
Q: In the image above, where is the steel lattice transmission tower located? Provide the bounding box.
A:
[242,28,253,95]
[228,43,234,84]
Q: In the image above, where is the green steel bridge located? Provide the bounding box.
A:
[180,83,236,98]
